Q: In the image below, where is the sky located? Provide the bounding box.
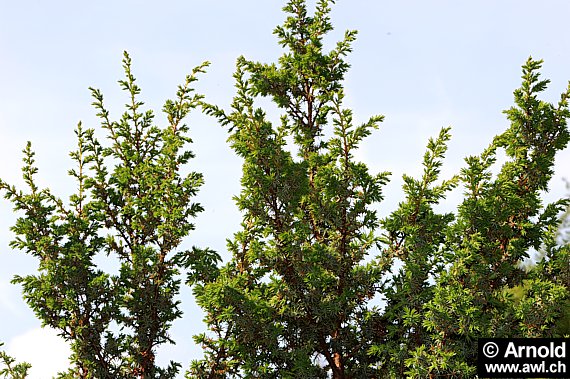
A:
[1,0,569,377]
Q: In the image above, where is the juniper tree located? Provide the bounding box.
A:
[0,52,212,379]
[189,1,570,376]
[372,127,458,377]
[403,58,570,378]
[190,1,390,377]
[2,2,569,379]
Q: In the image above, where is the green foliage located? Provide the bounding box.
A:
[191,1,390,377]
[1,1,568,378]
[407,58,570,377]
[0,52,212,378]
[0,343,30,379]
[190,2,569,378]
[374,127,458,377]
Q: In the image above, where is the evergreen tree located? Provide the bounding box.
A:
[190,1,390,377]
[372,127,458,377]
[190,2,569,378]
[404,58,570,378]
[1,2,568,378]
[0,52,212,379]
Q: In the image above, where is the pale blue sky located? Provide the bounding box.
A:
[1,1,569,377]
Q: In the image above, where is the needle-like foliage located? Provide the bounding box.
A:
[1,2,568,379]
[190,2,569,378]
[191,1,391,377]
[1,52,212,379]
